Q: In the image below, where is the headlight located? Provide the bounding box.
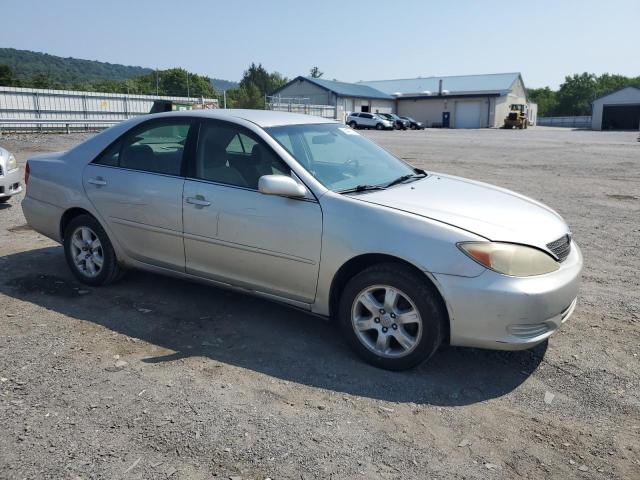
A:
[458,242,559,277]
[7,153,17,171]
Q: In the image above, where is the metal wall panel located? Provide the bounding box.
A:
[0,86,218,132]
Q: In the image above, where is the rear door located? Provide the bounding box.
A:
[359,113,372,127]
[83,118,196,271]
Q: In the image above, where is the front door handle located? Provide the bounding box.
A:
[87,177,107,186]
[185,196,211,207]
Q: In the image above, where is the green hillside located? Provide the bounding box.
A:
[0,48,238,92]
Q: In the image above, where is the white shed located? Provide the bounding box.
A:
[591,86,640,130]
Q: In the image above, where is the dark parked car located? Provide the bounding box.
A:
[377,113,409,130]
[400,116,425,130]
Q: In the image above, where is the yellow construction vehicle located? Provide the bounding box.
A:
[503,104,529,129]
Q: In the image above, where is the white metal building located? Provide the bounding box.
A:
[270,76,395,121]
[271,73,536,128]
[591,86,640,130]
[360,73,535,128]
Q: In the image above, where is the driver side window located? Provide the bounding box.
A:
[194,121,290,189]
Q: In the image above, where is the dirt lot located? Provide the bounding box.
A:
[0,127,638,479]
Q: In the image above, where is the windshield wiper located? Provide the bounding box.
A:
[385,170,427,188]
[338,184,387,194]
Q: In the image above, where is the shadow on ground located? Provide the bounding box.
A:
[1,246,546,406]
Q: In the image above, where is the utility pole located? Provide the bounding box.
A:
[156,70,159,95]
[223,90,227,109]
[187,73,190,98]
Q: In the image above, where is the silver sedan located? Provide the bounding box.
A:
[22,110,582,370]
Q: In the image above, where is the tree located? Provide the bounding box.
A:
[555,73,598,116]
[527,87,557,117]
[223,62,288,109]
[0,64,14,86]
[309,66,323,78]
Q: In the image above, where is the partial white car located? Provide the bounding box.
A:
[0,146,22,203]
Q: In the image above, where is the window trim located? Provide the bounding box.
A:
[91,117,199,178]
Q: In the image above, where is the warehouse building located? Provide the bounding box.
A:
[271,73,536,128]
[270,76,395,119]
[591,86,640,130]
[360,73,534,128]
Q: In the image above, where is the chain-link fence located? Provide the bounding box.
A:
[537,116,592,128]
[266,95,336,119]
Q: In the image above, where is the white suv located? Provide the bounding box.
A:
[347,112,394,130]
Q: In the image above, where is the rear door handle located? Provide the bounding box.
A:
[185,196,211,207]
[87,177,107,186]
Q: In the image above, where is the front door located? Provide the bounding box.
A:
[182,120,322,303]
[83,118,196,271]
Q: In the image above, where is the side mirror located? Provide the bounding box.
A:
[258,175,307,198]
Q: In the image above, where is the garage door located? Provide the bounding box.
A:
[602,105,640,130]
[455,101,482,128]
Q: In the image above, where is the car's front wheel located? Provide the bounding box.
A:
[339,263,446,370]
[375,123,383,130]
[64,214,123,286]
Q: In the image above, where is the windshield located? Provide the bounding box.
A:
[266,123,416,192]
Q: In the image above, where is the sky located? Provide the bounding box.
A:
[0,0,638,89]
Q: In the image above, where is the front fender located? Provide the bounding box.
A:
[312,192,486,315]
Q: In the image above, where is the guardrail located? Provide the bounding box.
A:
[0,119,121,134]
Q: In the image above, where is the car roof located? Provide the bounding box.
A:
[142,109,338,128]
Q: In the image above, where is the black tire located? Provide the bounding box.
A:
[0,197,10,203]
[63,214,123,286]
[375,123,383,130]
[338,263,446,370]
[410,125,416,130]
[348,121,357,129]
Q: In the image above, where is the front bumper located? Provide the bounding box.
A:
[0,167,22,198]
[433,241,583,350]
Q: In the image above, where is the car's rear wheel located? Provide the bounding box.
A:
[64,214,122,286]
[338,263,446,370]
[348,121,357,129]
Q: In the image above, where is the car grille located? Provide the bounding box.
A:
[546,234,571,262]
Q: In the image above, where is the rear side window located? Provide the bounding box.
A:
[94,120,192,176]
[362,113,373,119]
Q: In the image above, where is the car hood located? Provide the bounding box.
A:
[357,173,569,248]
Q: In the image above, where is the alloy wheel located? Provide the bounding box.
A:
[70,226,104,278]
[351,284,423,358]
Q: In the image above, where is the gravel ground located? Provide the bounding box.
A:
[0,127,638,479]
